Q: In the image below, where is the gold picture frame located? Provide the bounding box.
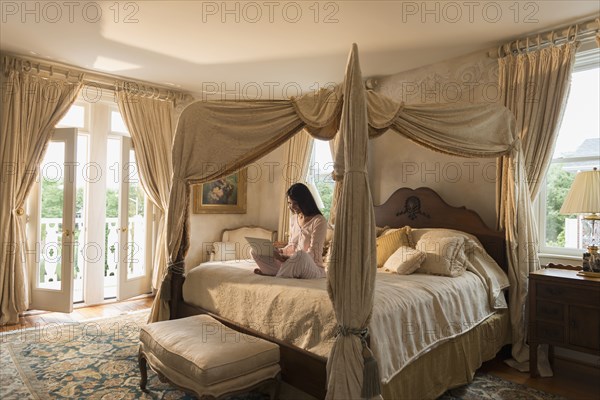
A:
[192,169,247,214]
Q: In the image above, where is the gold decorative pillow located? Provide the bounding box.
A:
[376,226,412,268]
[376,225,390,237]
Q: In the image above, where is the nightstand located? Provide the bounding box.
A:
[529,268,600,377]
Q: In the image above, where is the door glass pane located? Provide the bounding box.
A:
[39,142,65,290]
[127,150,146,279]
[73,135,88,303]
[105,137,121,299]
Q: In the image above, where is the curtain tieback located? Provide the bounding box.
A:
[334,325,381,398]
[15,207,25,216]
[160,260,185,301]
[167,260,185,274]
[334,325,369,344]
[345,169,367,174]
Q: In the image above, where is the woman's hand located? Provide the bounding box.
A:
[273,249,289,262]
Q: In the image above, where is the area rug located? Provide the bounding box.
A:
[1,311,565,400]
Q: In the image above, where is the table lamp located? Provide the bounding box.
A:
[559,167,600,270]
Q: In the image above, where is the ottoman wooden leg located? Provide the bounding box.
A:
[139,351,149,393]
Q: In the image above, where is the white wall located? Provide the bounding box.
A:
[370,49,500,228]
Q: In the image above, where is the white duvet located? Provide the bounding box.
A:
[183,254,508,384]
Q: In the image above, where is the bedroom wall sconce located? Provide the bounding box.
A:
[560,167,600,272]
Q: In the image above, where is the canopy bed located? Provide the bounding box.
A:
[176,187,511,399]
[151,45,538,399]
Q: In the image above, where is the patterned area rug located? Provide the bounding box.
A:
[439,374,566,400]
[1,311,565,400]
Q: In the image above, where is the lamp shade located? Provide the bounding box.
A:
[559,168,600,215]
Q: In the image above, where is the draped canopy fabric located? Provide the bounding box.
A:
[151,45,527,398]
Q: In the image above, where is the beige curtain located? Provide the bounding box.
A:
[116,92,175,290]
[326,44,379,399]
[499,41,578,199]
[495,40,578,374]
[0,56,82,325]
[277,130,314,241]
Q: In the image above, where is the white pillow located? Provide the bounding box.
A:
[212,241,238,261]
[383,246,426,275]
[416,231,467,277]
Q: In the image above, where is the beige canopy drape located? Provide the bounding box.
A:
[116,92,175,290]
[152,45,524,398]
[0,56,82,325]
[277,130,314,241]
[326,45,379,399]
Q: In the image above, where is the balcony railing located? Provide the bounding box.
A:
[38,216,145,300]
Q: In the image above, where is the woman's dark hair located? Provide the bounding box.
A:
[286,183,322,216]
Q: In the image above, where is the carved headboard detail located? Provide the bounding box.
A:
[374,187,506,270]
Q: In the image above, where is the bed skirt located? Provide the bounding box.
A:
[382,310,510,399]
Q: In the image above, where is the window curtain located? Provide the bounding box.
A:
[276,129,314,241]
[498,40,579,199]
[495,39,579,375]
[0,56,82,325]
[116,91,175,291]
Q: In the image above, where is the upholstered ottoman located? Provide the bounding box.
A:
[139,315,281,399]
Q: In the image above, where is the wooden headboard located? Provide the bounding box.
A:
[373,187,507,270]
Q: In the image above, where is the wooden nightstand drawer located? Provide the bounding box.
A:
[536,301,564,322]
[537,284,600,306]
[536,321,565,343]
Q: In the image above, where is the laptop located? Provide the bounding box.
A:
[245,237,276,258]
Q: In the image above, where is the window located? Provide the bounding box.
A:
[306,139,335,221]
[538,48,600,256]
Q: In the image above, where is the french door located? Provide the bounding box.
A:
[28,128,77,312]
[108,136,152,300]
[27,102,153,313]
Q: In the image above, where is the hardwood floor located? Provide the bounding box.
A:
[3,297,599,399]
[0,295,154,334]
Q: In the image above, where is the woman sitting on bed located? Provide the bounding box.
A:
[252,183,327,279]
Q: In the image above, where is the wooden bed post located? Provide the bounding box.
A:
[169,267,185,320]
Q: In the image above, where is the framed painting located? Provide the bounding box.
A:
[192,169,247,214]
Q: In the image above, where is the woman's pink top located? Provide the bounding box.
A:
[281,214,327,267]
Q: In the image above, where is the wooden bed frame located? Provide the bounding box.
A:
[169,187,507,399]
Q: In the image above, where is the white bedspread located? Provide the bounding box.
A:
[183,257,507,384]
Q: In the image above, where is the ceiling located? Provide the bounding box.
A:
[1,1,598,97]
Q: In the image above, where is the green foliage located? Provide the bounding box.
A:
[315,174,334,221]
[545,164,575,247]
[41,178,64,218]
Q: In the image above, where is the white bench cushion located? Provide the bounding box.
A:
[140,315,279,387]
